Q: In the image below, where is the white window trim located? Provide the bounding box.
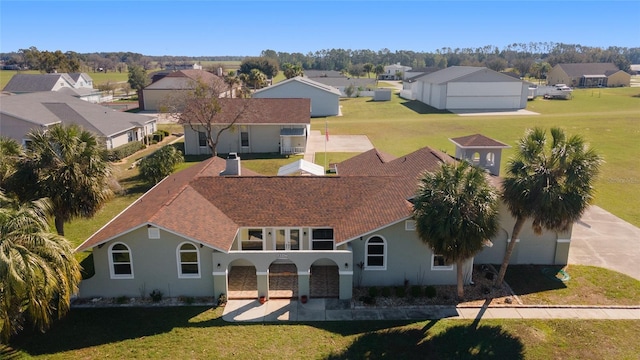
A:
[176,242,201,279]
[364,235,387,270]
[108,242,134,279]
[431,254,453,271]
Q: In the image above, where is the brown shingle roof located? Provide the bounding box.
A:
[177,98,311,125]
[449,134,510,148]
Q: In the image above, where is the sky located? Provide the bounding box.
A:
[1,0,639,57]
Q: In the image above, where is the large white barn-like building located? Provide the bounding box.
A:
[253,76,341,117]
[409,66,529,111]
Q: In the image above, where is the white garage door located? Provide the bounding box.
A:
[446,96,522,109]
[448,82,522,96]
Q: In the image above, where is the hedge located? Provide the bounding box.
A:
[107,141,145,161]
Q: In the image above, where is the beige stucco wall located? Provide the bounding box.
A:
[546,66,571,86]
[0,114,52,145]
[608,71,631,86]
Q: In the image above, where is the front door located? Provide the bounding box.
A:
[275,228,300,251]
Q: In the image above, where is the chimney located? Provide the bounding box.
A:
[217,67,223,77]
[220,153,241,176]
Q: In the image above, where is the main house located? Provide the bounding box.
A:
[182,98,311,156]
[3,73,103,103]
[76,134,571,302]
[546,63,631,88]
[406,66,530,111]
[0,92,157,149]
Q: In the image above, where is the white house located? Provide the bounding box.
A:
[3,73,103,103]
[379,63,412,80]
[181,98,311,156]
[253,76,341,117]
[410,66,529,110]
[0,92,157,149]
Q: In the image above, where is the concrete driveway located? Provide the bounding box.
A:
[569,206,640,281]
[304,130,374,162]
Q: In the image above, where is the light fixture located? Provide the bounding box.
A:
[217,263,221,268]
[344,263,349,269]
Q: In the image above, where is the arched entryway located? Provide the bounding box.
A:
[227,260,257,299]
[268,261,298,299]
[309,259,339,298]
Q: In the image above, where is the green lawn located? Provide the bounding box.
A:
[314,88,640,226]
[2,307,639,359]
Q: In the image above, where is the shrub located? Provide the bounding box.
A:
[139,145,184,185]
[179,296,195,305]
[115,295,128,304]
[425,285,437,298]
[107,141,145,161]
[358,296,375,305]
[410,285,423,298]
[368,286,378,298]
[380,286,391,297]
[150,289,163,302]
[152,132,164,143]
[158,129,170,137]
[395,286,406,298]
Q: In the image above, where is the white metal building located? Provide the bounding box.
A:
[253,76,341,117]
[411,66,529,110]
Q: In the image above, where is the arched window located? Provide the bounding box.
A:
[177,242,200,278]
[109,243,133,279]
[365,236,387,270]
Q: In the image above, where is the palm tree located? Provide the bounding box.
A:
[248,68,267,89]
[413,161,499,299]
[0,191,82,341]
[374,64,384,83]
[223,71,240,98]
[16,124,114,236]
[0,136,23,186]
[495,128,602,285]
[363,63,374,78]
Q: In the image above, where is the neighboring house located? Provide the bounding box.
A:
[164,63,203,71]
[546,63,631,87]
[182,98,311,156]
[379,63,412,80]
[0,92,157,149]
[2,73,103,103]
[630,64,640,75]
[253,76,341,117]
[404,67,440,80]
[76,134,571,301]
[141,69,227,111]
[304,70,345,78]
[409,66,529,110]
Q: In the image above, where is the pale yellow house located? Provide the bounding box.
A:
[547,63,630,87]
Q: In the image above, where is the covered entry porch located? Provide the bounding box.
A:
[213,250,353,301]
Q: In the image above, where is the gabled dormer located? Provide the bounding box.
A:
[449,134,510,176]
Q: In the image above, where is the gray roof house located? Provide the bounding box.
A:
[408,66,529,110]
[75,134,571,302]
[0,92,157,149]
[2,73,103,103]
[253,76,341,117]
[546,63,631,88]
[141,69,228,111]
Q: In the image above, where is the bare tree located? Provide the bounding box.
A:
[164,76,253,156]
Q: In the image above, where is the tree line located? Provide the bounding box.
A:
[2,42,638,77]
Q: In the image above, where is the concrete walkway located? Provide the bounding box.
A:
[222,298,640,322]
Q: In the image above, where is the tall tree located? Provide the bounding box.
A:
[282,63,303,79]
[248,68,267,89]
[374,64,384,83]
[0,191,82,341]
[413,161,499,299]
[239,56,279,78]
[0,137,23,187]
[495,128,602,285]
[223,71,240,97]
[363,63,374,78]
[12,124,115,236]
[127,65,150,93]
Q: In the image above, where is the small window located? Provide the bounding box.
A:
[241,131,249,147]
[177,242,200,278]
[198,131,207,147]
[431,254,453,271]
[109,243,133,279]
[365,236,386,270]
[311,228,334,250]
[240,228,264,250]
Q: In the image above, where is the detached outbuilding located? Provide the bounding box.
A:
[410,66,529,111]
[546,63,631,88]
[253,76,341,117]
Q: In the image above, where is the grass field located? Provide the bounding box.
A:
[312,87,640,226]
